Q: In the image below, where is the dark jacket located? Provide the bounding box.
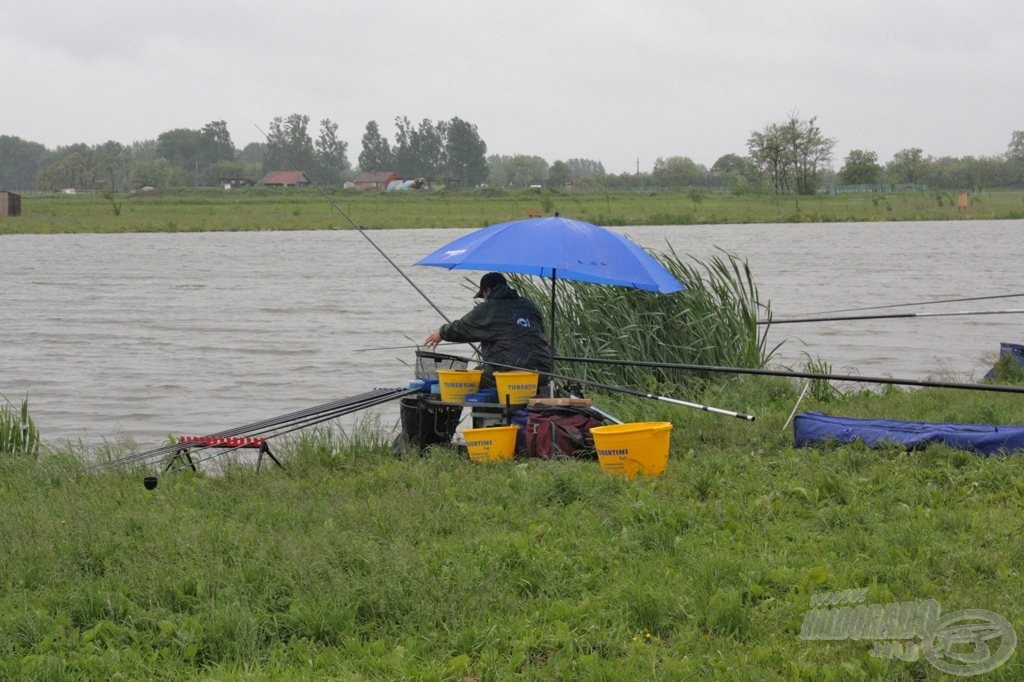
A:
[439,282,554,387]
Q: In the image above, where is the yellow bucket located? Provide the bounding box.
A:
[463,425,518,462]
[592,422,673,478]
[494,370,539,405]
[437,369,483,402]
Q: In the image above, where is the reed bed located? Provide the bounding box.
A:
[511,249,773,391]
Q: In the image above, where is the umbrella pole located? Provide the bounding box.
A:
[550,269,557,397]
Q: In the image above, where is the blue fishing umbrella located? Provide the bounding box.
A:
[415,215,685,349]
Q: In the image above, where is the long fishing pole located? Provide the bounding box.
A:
[160,387,414,476]
[355,342,467,352]
[555,355,1024,395]
[420,351,756,420]
[802,292,1024,316]
[759,307,1024,326]
[253,124,452,324]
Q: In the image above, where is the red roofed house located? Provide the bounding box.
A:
[259,170,312,187]
[352,171,398,190]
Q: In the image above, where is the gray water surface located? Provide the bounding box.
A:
[2,221,1021,446]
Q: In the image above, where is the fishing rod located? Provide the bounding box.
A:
[420,351,756,421]
[802,292,1024,316]
[86,387,416,474]
[555,355,1024,396]
[159,387,414,476]
[759,307,1024,326]
[355,342,467,352]
[253,124,452,325]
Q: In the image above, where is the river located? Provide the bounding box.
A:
[1,220,1021,447]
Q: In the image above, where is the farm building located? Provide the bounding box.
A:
[352,171,399,190]
[1,191,21,217]
[258,171,312,187]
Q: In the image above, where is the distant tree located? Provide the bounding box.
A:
[0,135,48,189]
[93,140,131,191]
[564,158,606,179]
[1007,130,1024,163]
[784,115,835,195]
[486,155,510,186]
[358,120,393,171]
[747,123,788,193]
[604,170,647,190]
[710,153,756,191]
[155,121,236,186]
[314,118,349,185]
[838,149,882,185]
[748,114,835,194]
[128,139,158,163]
[392,117,415,177]
[130,158,187,189]
[547,160,571,189]
[393,117,444,180]
[1007,131,1024,185]
[207,160,260,185]
[886,148,927,184]
[443,117,488,187]
[35,145,93,191]
[927,155,1005,191]
[199,121,235,165]
[711,153,751,176]
[962,155,1004,192]
[156,128,203,183]
[652,156,704,187]
[263,114,316,174]
[238,142,265,165]
[505,155,548,187]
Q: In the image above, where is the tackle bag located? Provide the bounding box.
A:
[524,405,607,459]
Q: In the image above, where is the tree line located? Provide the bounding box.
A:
[1,113,1022,194]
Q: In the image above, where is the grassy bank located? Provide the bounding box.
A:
[2,379,1023,680]
[3,187,1024,234]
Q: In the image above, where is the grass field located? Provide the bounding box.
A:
[2,377,1024,680]
[3,187,1024,234]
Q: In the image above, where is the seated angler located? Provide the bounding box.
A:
[423,272,553,390]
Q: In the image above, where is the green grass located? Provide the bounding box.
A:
[3,187,1024,234]
[2,379,1023,680]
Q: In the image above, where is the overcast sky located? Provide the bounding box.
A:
[3,1,1021,174]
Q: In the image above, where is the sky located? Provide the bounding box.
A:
[3,0,1022,175]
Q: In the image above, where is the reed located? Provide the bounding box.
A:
[0,396,40,458]
[511,249,774,391]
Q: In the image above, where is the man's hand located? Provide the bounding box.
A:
[423,329,442,348]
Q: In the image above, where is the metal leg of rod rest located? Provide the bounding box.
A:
[256,441,284,472]
[166,447,198,472]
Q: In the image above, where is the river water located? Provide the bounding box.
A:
[2,221,1022,447]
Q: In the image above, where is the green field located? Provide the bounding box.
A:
[3,187,1024,234]
[2,378,1024,680]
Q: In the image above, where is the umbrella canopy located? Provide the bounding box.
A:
[415,216,685,293]
[415,216,685,353]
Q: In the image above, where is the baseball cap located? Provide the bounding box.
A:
[474,272,507,298]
